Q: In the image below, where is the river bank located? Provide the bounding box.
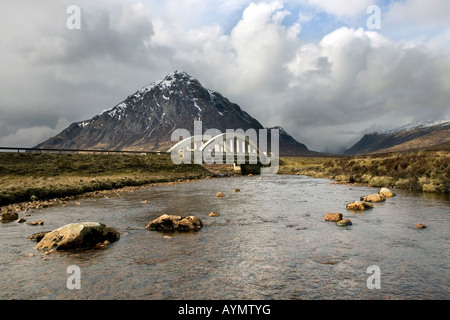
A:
[2,149,449,212]
[278,149,450,193]
[0,153,212,210]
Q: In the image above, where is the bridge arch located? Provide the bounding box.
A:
[168,131,273,170]
[167,135,205,153]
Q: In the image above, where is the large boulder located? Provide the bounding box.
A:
[346,201,374,210]
[35,222,120,251]
[28,231,50,242]
[360,194,386,202]
[146,214,203,232]
[379,187,396,198]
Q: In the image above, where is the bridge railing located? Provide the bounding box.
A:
[173,150,272,165]
[0,147,167,155]
[202,151,260,164]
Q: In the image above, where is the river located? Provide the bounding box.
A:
[1,174,449,299]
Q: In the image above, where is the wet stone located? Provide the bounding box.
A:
[336,219,353,227]
[146,214,203,232]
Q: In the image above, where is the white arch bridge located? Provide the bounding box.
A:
[167,132,279,175]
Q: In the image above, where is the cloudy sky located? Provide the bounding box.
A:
[0,0,449,153]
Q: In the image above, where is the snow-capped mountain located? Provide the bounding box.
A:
[373,120,450,135]
[345,120,450,155]
[35,70,314,155]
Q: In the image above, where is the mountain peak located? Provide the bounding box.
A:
[136,70,201,96]
[171,69,193,77]
[35,71,315,155]
[162,70,195,83]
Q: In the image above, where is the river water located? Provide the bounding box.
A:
[1,175,449,300]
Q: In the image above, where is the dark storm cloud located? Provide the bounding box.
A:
[0,0,168,146]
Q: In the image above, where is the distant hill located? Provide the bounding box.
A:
[35,70,320,156]
[345,121,450,155]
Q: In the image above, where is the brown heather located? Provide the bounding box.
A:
[0,153,210,206]
[279,150,450,193]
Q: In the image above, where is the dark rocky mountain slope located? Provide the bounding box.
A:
[35,70,318,156]
[345,121,450,155]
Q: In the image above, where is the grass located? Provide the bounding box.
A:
[0,152,211,206]
[279,150,450,193]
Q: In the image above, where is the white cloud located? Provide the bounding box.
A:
[298,11,314,23]
[0,119,70,147]
[142,0,254,31]
[281,26,450,152]
[229,1,300,90]
[300,0,375,17]
[385,0,450,29]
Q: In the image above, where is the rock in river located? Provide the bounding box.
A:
[360,194,386,202]
[146,214,203,232]
[336,219,353,227]
[324,213,343,222]
[27,220,44,226]
[1,211,19,221]
[35,222,120,251]
[28,231,50,242]
[379,187,396,198]
[346,201,374,210]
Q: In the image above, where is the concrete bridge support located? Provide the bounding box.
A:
[233,163,262,175]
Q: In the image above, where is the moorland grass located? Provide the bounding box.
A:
[279,150,450,193]
[0,152,210,206]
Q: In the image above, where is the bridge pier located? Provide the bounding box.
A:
[234,163,262,175]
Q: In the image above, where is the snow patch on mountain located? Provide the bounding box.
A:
[192,98,202,112]
[78,121,92,128]
[139,70,194,94]
[375,120,450,135]
[102,102,127,120]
